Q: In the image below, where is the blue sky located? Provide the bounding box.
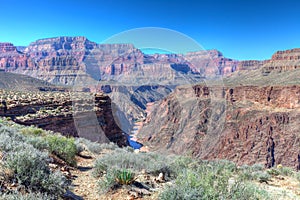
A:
[1,0,300,60]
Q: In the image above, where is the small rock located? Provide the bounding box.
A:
[49,163,58,169]
[276,175,285,180]
[126,195,135,200]
[61,166,70,172]
[155,172,164,183]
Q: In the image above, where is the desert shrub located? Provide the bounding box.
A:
[20,126,44,136]
[212,159,237,172]
[168,156,196,174]
[45,135,77,166]
[0,127,26,151]
[227,181,270,200]
[0,192,51,200]
[159,161,270,200]
[0,126,68,197]
[295,172,300,182]
[159,185,203,200]
[238,165,253,180]
[267,168,280,176]
[278,166,294,176]
[94,149,173,194]
[98,142,119,151]
[74,138,85,154]
[252,171,271,183]
[98,169,119,193]
[5,145,49,187]
[74,137,119,154]
[94,148,169,177]
[86,142,104,154]
[0,124,76,166]
[41,170,68,195]
[251,163,264,171]
[25,137,49,151]
[238,163,268,181]
[4,144,67,196]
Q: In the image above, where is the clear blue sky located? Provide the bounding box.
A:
[1,0,300,60]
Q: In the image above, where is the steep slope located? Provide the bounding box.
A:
[138,74,300,169]
[0,71,65,92]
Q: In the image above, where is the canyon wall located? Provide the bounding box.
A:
[2,37,300,86]
[139,85,300,169]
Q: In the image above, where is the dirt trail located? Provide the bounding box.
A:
[69,152,99,200]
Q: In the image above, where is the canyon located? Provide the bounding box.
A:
[0,37,299,169]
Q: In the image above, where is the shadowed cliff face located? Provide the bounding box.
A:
[139,85,300,169]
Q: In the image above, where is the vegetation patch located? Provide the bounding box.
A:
[0,118,70,199]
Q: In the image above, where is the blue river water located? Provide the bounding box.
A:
[128,135,143,149]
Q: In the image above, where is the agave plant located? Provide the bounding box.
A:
[115,169,135,185]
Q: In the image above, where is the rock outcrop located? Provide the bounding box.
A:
[184,49,239,75]
[0,43,18,53]
[236,48,300,73]
[0,89,128,146]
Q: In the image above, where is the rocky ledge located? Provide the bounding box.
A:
[0,89,128,146]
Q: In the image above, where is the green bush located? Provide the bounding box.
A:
[45,135,77,166]
[20,126,44,136]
